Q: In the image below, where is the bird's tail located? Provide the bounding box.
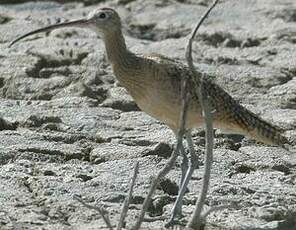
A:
[201,78,290,148]
[230,104,290,147]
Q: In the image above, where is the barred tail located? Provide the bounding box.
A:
[201,78,290,148]
[234,105,290,147]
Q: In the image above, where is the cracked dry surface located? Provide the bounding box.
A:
[0,0,296,229]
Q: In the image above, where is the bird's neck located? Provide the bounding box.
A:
[102,29,135,69]
[101,29,148,101]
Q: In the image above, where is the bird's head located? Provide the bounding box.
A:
[9,7,121,47]
[87,8,121,33]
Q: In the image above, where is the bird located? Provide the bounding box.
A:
[10,7,290,224]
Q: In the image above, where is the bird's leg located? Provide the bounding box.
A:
[185,131,200,171]
[171,139,189,218]
[167,130,200,226]
[179,141,189,194]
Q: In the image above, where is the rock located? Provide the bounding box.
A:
[101,87,140,112]
[0,117,17,130]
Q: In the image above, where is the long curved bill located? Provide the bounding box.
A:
[9,18,91,48]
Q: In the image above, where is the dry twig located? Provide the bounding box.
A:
[74,195,114,230]
[186,74,214,230]
[117,162,139,230]
[132,141,184,229]
[201,202,240,219]
[185,0,219,229]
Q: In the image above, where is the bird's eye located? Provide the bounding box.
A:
[99,12,106,19]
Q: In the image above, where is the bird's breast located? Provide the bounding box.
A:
[129,83,203,130]
[113,65,202,130]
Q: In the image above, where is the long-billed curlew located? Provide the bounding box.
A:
[10,7,290,223]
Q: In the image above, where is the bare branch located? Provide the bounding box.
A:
[201,202,240,219]
[117,162,139,230]
[186,0,219,72]
[132,143,181,229]
[74,195,114,230]
[185,0,219,229]
[187,78,214,230]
